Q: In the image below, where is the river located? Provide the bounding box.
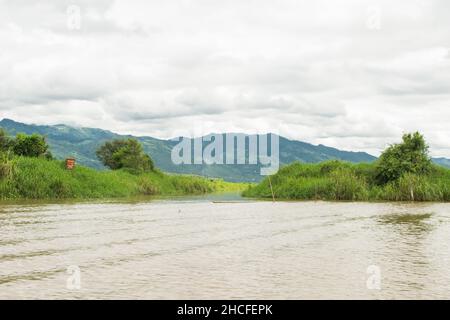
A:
[1,195,450,299]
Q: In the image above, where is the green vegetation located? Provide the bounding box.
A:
[244,133,450,202]
[1,128,448,202]
[3,119,450,184]
[1,128,52,159]
[0,128,11,151]
[0,129,245,200]
[0,156,244,200]
[0,119,382,182]
[243,161,450,202]
[375,132,431,184]
[96,138,154,173]
[12,133,53,159]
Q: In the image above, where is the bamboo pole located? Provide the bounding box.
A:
[268,175,275,202]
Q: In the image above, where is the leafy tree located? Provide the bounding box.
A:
[96,138,154,172]
[375,132,432,184]
[96,139,128,170]
[12,133,51,158]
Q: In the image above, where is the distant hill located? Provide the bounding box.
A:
[1,118,448,181]
[433,157,450,169]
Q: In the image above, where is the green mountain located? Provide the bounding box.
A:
[433,157,450,169]
[1,118,447,181]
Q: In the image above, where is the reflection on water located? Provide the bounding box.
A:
[380,212,432,225]
[379,213,434,234]
[376,209,437,294]
[1,197,450,299]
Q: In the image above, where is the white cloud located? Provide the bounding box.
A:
[0,0,449,157]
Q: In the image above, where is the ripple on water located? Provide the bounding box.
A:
[1,200,450,299]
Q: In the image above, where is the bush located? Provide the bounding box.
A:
[375,132,432,184]
[12,133,51,158]
[97,138,154,173]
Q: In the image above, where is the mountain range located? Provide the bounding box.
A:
[1,118,448,182]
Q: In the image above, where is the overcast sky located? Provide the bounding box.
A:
[0,0,449,157]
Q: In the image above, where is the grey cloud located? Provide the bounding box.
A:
[0,0,450,157]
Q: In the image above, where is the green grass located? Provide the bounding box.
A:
[243,161,450,202]
[0,156,246,200]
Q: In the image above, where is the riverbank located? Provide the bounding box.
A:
[0,157,247,200]
[243,161,450,202]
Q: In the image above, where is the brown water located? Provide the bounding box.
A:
[1,196,450,299]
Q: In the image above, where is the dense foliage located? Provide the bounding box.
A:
[96,138,154,173]
[375,132,432,184]
[1,129,52,160]
[12,133,52,158]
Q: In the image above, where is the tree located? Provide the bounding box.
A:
[375,132,432,184]
[12,133,51,158]
[96,138,154,172]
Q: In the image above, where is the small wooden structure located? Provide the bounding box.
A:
[65,158,76,170]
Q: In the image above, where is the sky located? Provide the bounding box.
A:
[0,0,449,157]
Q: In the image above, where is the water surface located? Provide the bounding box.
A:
[1,196,450,299]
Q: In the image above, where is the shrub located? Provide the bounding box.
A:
[12,133,51,158]
[375,132,432,184]
[97,138,154,173]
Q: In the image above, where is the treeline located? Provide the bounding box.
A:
[244,132,450,202]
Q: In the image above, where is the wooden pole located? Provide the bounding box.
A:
[268,175,275,202]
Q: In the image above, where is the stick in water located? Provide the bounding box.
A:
[268,175,275,202]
